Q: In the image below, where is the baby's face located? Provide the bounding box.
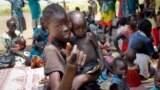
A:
[47,15,70,42]
[72,22,87,38]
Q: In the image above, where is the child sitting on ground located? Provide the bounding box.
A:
[110,57,129,90]
[69,11,106,90]
[1,17,29,66]
[30,17,49,59]
[149,70,160,90]
[125,49,146,90]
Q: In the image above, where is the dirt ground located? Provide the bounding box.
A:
[0,13,33,52]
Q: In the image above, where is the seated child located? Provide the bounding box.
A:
[110,57,129,90]
[149,70,160,90]
[1,17,29,65]
[98,33,113,63]
[125,49,146,90]
[69,11,105,90]
[30,17,49,59]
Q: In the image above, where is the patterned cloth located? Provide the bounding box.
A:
[101,0,116,25]
[1,30,22,55]
[118,0,137,18]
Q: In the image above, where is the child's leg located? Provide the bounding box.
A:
[72,74,91,90]
[72,70,101,90]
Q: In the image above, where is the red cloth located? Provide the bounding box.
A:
[126,67,141,87]
[99,20,112,27]
[121,41,128,52]
[151,27,159,46]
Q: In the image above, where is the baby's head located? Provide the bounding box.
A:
[98,33,106,44]
[154,70,160,89]
[124,49,136,64]
[6,17,16,33]
[69,11,87,38]
[112,57,128,79]
[42,3,70,42]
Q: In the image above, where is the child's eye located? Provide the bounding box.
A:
[56,24,62,29]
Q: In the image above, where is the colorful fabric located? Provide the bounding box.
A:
[151,27,159,46]
[101,0,116,23]
[30,28,49,59]
[0,67,44,90]
[120,25,134,52]
[118,0,137,18]
[8,0,26,31]
[112,75,130,90]
[1,30,22,55]
[8,0,24,17]
[126,67,141,87]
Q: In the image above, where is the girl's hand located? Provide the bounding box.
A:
[66,45,86,68]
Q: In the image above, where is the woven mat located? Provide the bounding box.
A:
[0,67,45,90]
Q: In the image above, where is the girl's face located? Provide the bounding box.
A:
[115,61,128,79]
[72,22,87,38]
[47,15,71,42]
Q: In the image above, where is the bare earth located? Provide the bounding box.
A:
[0,13,33,52]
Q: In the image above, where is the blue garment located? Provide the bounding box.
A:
[121,0,136,17]
[149,87,160,90]
[30,28,49,59]
[128,31,155,56]
[28,0,41,19]
[112,75,130,90]
[8,0,24,17]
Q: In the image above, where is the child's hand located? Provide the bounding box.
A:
[67,45,86,68]
[65,42,72,57]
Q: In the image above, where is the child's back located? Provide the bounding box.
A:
[125,49,146,90]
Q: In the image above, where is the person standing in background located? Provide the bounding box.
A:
[28,0,41,30]
[8,0,26,33]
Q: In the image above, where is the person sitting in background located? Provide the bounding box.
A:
[1,17,29,66]
[30,17,49,59]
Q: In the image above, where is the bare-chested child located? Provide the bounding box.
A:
[69,11,105,90]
